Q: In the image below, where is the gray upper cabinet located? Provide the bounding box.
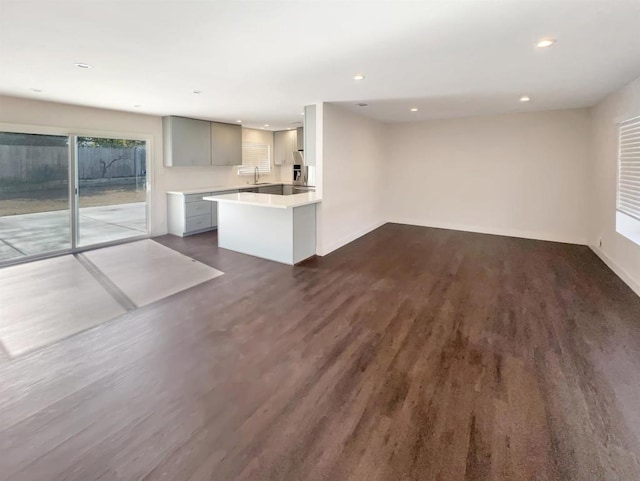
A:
[303,105,316,166]
[274,131,287,166]
[296,127,304,151]
[163,116,211,167]
[274,129,297,165]
[211,122,242,166]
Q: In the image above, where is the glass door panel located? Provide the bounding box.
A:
[76,137,148,247]
[0,132,71,263]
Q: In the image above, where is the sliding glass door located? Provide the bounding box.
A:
[0,130,148,265]
[76,136,148,247]
[0,132,71,263]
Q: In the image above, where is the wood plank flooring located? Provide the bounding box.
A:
[1,223,639,480]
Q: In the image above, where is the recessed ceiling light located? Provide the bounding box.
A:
[75,63,91,69]
[30,88,42,93]
[536,38,556,48]
[410,107,418,112]
[520,95,531,102]
[301,112,304,115]
[353,74,365,80]
[193,90,202,94]
[355,103,368,107]
[133,104,141,108]
[264,124,269,127]
[236,120,242,123]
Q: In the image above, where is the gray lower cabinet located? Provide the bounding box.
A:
[168,190,246,236]
[167,185,295,237]
[167,192,214,236]
[163,116,212,167]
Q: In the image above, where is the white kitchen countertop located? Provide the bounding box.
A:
[203,191,321,209]
[167,183,302,195]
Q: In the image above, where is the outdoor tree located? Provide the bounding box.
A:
[76,137,146,179]
[76,137,145,148]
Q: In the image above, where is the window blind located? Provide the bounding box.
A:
[618,117,640,221]
[238,142,271,175]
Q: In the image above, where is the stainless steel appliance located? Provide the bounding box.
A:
[292,164,308,186]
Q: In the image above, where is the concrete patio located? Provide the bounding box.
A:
[0,202,146,262]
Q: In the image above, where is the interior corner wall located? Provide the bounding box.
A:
[384,109,591,245]
[589,75,640,295]
[318,103,386,255]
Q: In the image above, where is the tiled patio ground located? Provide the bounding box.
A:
[0,202,146,262]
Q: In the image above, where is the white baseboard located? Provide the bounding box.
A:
[388,217,588,246]
[589,245,640,298]
[319,220,386,256]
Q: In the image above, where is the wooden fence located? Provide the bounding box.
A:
[0,145,146,184]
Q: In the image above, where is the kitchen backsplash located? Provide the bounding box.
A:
[163,164,283,191]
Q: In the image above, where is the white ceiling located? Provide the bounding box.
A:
[1,0,639,129]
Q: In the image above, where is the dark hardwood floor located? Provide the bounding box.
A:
[1,223,640,480]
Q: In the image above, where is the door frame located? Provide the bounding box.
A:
[0,123,153,267]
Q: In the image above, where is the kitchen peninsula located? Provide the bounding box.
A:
[203,191,321,265]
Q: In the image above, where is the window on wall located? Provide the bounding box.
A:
[616,116,640,246]
[238,142,271,175]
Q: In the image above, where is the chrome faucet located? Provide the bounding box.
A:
[254,166,260,185]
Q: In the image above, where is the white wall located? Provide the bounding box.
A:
[318,103,386,255]
[0,95,281,236]
[590,76,640,295]
[385,109,591,244]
